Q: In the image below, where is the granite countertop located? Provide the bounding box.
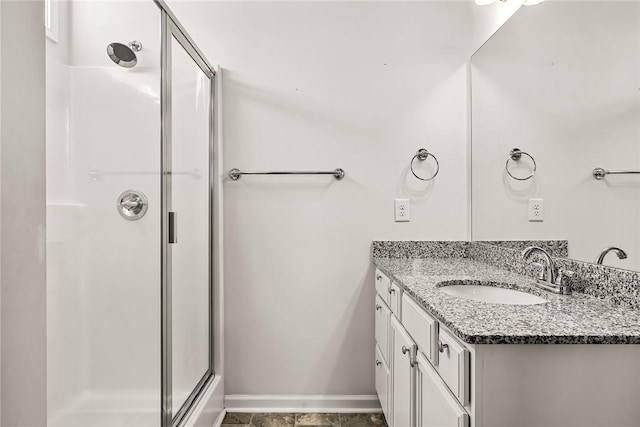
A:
[373,257,640,345]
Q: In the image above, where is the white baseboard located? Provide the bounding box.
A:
[224,395,382,413]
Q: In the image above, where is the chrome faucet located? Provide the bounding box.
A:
[595,247,627,265]
[521,246,573,295]
[521,246,557,283]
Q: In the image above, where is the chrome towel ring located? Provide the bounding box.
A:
[410,148,439,181]
[506,148,536,181]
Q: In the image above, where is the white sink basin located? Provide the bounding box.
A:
[438,283,547,305]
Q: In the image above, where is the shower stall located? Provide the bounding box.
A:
[45,1,222,426]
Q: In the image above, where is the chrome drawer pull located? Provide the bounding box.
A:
[375,304,382,311]
[376,275,382,280]
[376,359,382,367]
[439,341,449,353]
[389,288,396,294]
[402,345,418,367]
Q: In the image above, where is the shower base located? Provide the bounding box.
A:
[47,388,213,427]
[48,391,159,427]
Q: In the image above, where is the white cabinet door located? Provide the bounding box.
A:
[437,328,470,406]
[416,352,469,427]
[390,282,402,317]
[375,344,391,423]
[375,295,391,365]
[375,269,391,306]
[391,315,415,427]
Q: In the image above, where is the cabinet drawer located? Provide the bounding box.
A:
[375,294,391,365]
[401,293,437,364]
[437,328,470,406]
[375,268,391,306]
[375,344,391,423]
[389,282,402,317]
[416,352,469,427]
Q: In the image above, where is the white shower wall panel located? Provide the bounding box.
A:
[71,66,161,392]
[47,0,163,422]
[46,55,87,416]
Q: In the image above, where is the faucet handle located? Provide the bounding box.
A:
[532,262,547,281]
[556,268,575,286]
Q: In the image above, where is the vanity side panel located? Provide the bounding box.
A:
[476,344,640,427]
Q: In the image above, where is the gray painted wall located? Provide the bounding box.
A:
[1,1,47,426]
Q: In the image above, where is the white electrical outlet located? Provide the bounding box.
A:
[395,199,410,222]
[528,198,544,222]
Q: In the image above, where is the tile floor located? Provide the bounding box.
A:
[221,412,388,427]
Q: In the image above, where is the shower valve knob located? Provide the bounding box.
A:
[117,190,148,221]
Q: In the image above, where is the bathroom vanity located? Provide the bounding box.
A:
[373,255,640,427]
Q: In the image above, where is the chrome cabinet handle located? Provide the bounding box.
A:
[376,360,382,367]
[439,341,449,353]
[389,288,395,294]
[375,304,382,311]
[402,345,418,367]
[376,275,382,280]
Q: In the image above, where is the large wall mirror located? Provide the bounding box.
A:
[471,0,640,271]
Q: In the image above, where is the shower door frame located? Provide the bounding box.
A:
[157,2,217,426]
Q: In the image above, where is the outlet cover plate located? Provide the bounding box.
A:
[395,199,410,222]
[529,198,544,222]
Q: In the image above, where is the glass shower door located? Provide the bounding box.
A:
[162,15,214,426]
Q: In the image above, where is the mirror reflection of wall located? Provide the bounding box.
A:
[471,0,640,271]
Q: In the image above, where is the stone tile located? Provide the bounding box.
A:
[251,413,296,427]
[295,413,340,426]
[222,413,253,425]
[372,240,469,259]
[340,413,387,427]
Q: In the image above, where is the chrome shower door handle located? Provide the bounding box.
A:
[168,212,177,244]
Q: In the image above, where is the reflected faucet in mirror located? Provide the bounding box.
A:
[595,247,627,266]
[521,246,574,295]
